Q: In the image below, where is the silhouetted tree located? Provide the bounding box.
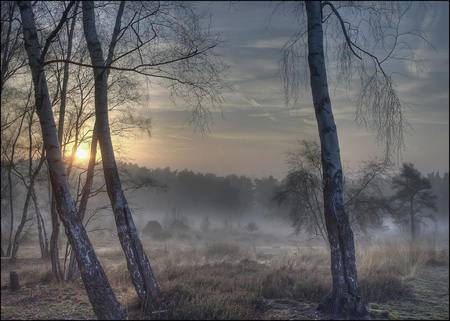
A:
[391,163,437,241]
[276,140,388,241]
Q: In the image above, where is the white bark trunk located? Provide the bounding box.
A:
[306,1,367,318]
[17,1,126,319]
[82,1,160,312]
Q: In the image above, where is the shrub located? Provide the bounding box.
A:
[246,222,259,233]
[142,220,171,240]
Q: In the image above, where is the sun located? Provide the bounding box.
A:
[76,148,89,161]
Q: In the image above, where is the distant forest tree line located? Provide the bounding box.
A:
[2,154,448,253]
[126,155,448,235]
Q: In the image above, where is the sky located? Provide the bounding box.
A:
[123,1,449,179]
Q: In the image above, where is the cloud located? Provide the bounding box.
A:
[125,2,449,176]
[243,37,290,49]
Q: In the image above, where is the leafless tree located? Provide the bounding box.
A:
[16,1,126,318]
[280,1,429,317]
[77,0,225,312]
[276,140,389,241]
[1,1,26,95]
[8,105,47,261]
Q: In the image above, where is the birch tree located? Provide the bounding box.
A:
[50,0,79,281]
[280,1,429,317]
[77,0,224,312]
[17,1,126,318]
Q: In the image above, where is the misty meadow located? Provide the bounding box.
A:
[1,1,449,320]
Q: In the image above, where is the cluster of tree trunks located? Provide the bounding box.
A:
[17,1,126,318]
[15,1,161,318]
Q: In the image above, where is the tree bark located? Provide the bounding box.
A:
[82,1,160,312]
[31,185,49,259]
[50,2,79,281]
[17,1,126,319]
[49,195,62,280]
[48,162,63,279]
[305,2,367,318]
[51,1,79,282]
[66,122,98,281]
[410,198,416,242]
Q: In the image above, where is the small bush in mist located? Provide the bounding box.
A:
[246,222,259,233]
[142,220,172,241]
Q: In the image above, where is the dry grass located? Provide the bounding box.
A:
[1,239,448,320]
[203,242,243,259]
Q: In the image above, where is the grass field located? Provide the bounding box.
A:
[1,230,448,320]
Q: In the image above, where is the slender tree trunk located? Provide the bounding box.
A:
[10,155,45,261]
[5,111,27,256]
[82,1,160,312]
[32,186,49,259]
[10,106,45,261]
[305,2,367,318]
[50,1,78,282]
[10,183,33,260]
[58,1,77,144]
[410,198,416,242]
[50,191,63,280]
[46,164,62,274]
[17,2,126,318]
[66,123,98,281]
[6,165,15,256]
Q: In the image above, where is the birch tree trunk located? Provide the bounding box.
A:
[17,1,126,319]
[31,185,49,259]
[82,1,160,312]
[65,122,98,281]
[50,0,79,282]
[305,2,367,318]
